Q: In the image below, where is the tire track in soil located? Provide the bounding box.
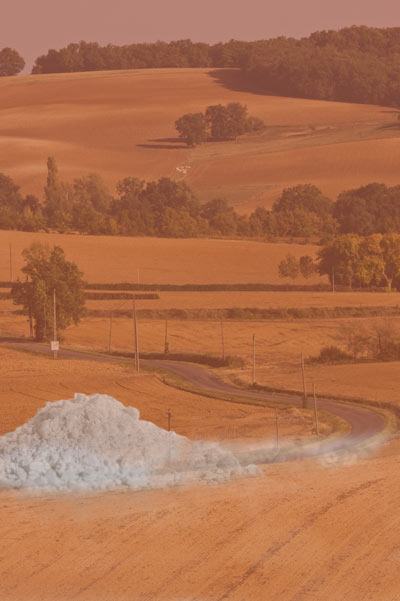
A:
[212,478,384,601]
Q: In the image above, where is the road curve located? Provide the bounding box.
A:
[1,340,389,458]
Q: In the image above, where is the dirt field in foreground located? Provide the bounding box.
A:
[1,438,399,601]
[0,345,398,600]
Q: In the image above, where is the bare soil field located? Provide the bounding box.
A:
[0,346,320,441]
[0,230,324,284]
[1,437,399,601]
[0,345,398,601]
[0,68,399,208]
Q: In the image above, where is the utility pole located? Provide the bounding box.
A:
[167,408,172,466]
[301,351,307,407]
[164,318,169,354]
[108,310,113,353]
[9,244,13,282]
[252,334,256,385]
[332,267,335,293]
[220,314,225,360]
[312,383,320,436]
[132,294,139,372]
[26,275,33,338]
[52,288,58,359]
[275,407,280,450]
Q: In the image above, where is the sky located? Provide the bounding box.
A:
[3,0,400,72]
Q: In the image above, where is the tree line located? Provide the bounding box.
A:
[3,160,400,240]
[280,233,400,291]
[27,27,400,106]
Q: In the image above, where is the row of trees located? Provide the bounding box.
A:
[4,160,400,240]
[30,27,400,106]
[280,234,400,291]
[175,103,265,146]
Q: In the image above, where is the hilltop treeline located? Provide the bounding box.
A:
[2,159,400,240]
[32,26,400,106]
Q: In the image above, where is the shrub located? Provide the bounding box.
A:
[309,345,353,364]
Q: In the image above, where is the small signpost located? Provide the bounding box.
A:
[52,289,58,359]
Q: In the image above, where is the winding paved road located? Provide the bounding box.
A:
[1,340,389,458]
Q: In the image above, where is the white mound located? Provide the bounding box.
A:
[0,393,257,492]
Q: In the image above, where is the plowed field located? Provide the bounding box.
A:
[1,68,399,209]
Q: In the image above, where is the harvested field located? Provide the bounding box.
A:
[3,311,399,407]
[0,230,324,285]
[0,346,320,442]
[1,439,399,601]
[0,68,399,209]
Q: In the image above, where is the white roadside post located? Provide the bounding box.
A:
[51,288,59,359]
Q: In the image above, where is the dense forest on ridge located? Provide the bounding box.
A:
[31,26,400,106]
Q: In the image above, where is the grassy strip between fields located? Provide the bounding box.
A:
[86,305,400,320]
[108,350,245,368]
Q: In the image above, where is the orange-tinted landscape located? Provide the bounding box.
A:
[1,64,400,601]
[1,68,399,211]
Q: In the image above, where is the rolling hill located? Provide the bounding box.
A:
[1,68,399,212]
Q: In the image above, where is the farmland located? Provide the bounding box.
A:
[2,65,400,601]
[0,230,325,284]
[1,68,400,210]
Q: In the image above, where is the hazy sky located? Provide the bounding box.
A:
[4,0,400,72]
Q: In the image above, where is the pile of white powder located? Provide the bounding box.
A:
[0,393,257,492]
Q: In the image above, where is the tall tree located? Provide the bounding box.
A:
[175,113,208,147]
[0,47,25,76]
[11,243,86,341]
[44,157,73,231]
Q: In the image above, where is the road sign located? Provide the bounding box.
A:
[51,341,59,352]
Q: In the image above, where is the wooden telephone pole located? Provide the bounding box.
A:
[132,294,140,372]
[301,351,307,407]
[52,289,58,359]
[252,334,256,385]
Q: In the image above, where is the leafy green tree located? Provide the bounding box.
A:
[278,254,300,279]
[72,173,112,234]
[11,243,86,341]
[273,184,333,217]
[175,112,208,147]
[299,255,317,278]
[200,198,237,235]
[0,47,25,76]
[205,103,249,140]
[44,157,73,231]
[317,235,361,288]
[379,234,400,291]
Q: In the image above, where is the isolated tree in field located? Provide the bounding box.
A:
[278,254,300,279]
[205,102,249,140]
[175,112,208,146]
[11,243,86,341]
[0,47,25,76]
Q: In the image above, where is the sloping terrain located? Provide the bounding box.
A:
[0,68,399,209]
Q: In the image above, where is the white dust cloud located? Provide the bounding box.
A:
[0,393,258,492]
